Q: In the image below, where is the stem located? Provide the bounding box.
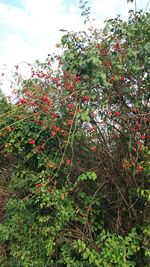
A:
[135,0,137,14]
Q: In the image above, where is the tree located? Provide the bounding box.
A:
[0,7,149,267]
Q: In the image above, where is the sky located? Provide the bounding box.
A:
[0,0,149,95]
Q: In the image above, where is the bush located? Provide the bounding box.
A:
[0,8,149,267]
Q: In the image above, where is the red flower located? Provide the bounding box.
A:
[96,43,101,48]
[43,107,49,112]
[65,82,74,92]
[47,162,51,168]
[67,104,73,109]
[136,165,143,173]
[52,125,60,132]
[141,135,146,140]
[40,96,50,106]
[28,139,35,145]
[120,76,125,81]
[90,146,97,152]
[51,112,59,118]
[104,60,111,69]
[113,42,121,50]
[137,141,143,152]
[48,187,53,193]
[122,162,127,170]
[36,183,43,187]
[130,127,136,132]
[30,101,35,106]
[68,120,73,126]
[51,77,60,86]
[74,75,81,83]
[36,183,45,187]
[109,76,116,82]
[101,48,107,56]
[114,111,121,117]
[51,131,56,137]
[66,159,71,165]
[18,98,28,105]
[69,111,74,116]
[53,163,57,169]
[34,120,43,125]
[82,95,90,102]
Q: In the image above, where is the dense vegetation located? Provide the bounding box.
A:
[0,4,150,267]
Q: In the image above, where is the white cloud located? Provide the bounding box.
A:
[0,0,149,95]
[0,0,85,66]
[91,0,135,27]
[0,0,86,95]
[91,0,149,20]
[92,0,118,18]
[0,0,148,66]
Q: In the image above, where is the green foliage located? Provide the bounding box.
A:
[74,228,141,267]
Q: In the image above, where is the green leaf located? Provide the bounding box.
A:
[144,43,150,52]
[78,171,97,181]
[81,111,90,122]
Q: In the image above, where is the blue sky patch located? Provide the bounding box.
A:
[0,0,23,8]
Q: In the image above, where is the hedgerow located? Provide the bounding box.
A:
[0,4,149,267]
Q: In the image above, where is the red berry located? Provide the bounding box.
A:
[28,139,35,145]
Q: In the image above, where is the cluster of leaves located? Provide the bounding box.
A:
[0,8,149,267]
